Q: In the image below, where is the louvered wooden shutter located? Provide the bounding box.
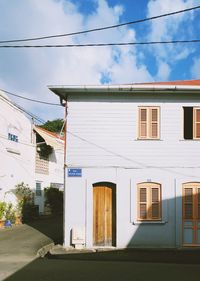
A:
[139,188,147,219]
[198,188,200,219]
[150,108,159,138]
[151,187,160,219]
[183,188,193,219]
[139,108,147,138]
[194,108,200,139]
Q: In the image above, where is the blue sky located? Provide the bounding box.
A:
[0,0,200,121]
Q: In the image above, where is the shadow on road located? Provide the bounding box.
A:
[4,249,200,281]
[45,248,200,264]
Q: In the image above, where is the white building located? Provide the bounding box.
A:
[34,126,64,213]
[0,91,35,205]
[49,79,200,249]
[0,91,64,213]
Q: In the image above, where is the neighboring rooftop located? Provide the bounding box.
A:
[34,126,64,141]
[137,79,200,86]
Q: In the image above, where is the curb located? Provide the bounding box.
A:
[37,242,55,258]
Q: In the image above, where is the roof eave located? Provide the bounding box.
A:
[48,84,200,101]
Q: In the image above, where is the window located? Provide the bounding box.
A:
[8,133,18,142]
[183,183,200,220]
[184,107,200,139]
[138,107,160,139]
[35,182,42,196]
[137,182,161,220]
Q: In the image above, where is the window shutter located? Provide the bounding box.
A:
[194,108,200,138]
[139,108,147,138]
[198,188,200,219]
[138,183,161,220]
[184,188,193,219]
[151,187,159,219]
[139,188,147,219]
[150,108,158,138]
[183,107,193,139]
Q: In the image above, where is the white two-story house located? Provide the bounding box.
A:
[49,79,200,249]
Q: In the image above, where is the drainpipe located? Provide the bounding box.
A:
[63,100,68,247]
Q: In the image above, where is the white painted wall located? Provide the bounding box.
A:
[0,92,35,206]
[63,92,200,248]
[35,147,64,213]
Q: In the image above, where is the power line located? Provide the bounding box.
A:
[10,101,46,124]
[0,39,200,48]
[0,88,62,106]
[0,5,199,44]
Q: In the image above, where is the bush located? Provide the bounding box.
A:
[15,182,36,222]
[0,202,6,220]
[44,187,63,215]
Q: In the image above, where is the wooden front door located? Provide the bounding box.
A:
[93,184,116,246]
[182,183,200,246]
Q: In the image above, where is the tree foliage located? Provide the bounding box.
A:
[40,119,64,133]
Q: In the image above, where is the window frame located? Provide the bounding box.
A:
[193,107,200,140]
[35,181,42,197]
[138,106,160,140]
[137,182,162,221]
[182,182,200,220]
[183,106,200,140]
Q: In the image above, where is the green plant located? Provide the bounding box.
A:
[5,203,16,223]
[15,182,34,221]
[15,182,33,203]
[0,202,6,220]
[38,144,53,157]
[44,187,63,215]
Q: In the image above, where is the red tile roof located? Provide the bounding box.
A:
[35,126,64,141]
[134,79,200,86]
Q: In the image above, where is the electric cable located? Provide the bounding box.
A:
[0,88,62,106]
[0,39,199,48]
[0,5,199,44]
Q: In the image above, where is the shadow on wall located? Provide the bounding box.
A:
[127,182,198,248]
[92,181,198,248]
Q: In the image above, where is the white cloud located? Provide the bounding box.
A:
[156,61,170,81]
[191,57,200,78]
[0,0,154,120]
[147,0,196,80]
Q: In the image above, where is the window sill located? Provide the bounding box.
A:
[135,139,163,141]
[132,220,167,225]
[179,139,200,141]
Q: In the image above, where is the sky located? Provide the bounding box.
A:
[0,0,200,121]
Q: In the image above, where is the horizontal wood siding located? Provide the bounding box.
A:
[67,94,200,168]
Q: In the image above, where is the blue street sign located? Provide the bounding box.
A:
[68,168,82,177]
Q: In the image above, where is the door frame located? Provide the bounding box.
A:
[182,182,200,246]
[93,182,116,247]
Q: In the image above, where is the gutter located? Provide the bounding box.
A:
[48,84,200,92]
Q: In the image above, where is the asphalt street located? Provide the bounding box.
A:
[0,217,57,281]
[4,255,200,281]
[1,216,200,281]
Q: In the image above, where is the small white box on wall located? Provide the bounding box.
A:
[72,226,85,249]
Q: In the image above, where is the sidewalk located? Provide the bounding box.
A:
[0,216,62,281]
[48,244,200,264]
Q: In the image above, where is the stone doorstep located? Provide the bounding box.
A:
[49,244,200,255]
